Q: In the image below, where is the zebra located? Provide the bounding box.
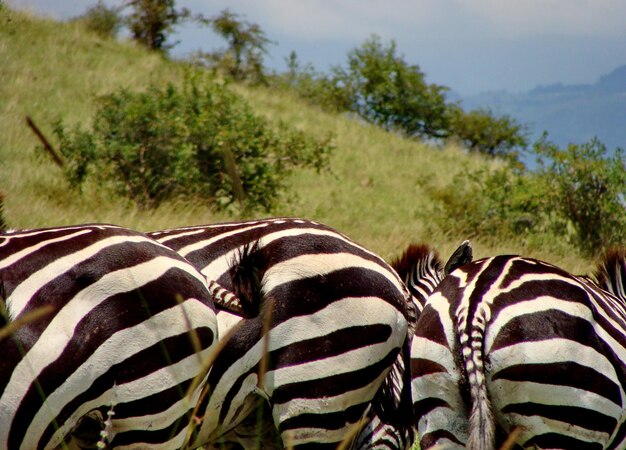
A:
[149,217,419,449]
[411,253,626,450]
[0,224,219,449]
[150,218,472,449]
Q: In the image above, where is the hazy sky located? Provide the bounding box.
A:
[10,0,626,95]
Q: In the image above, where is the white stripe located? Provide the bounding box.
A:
[0,224,121,243]
[410,336,457,376]
[262,252,404,295]
[489,339,621,386]
[416,404,467,449]
[273,369,387,419]
[507,413,610,447]
[175,222,272,258]
[424,292,457,351]
[490,379,623,420]
[0,229,92,271]
[265,339,398,389]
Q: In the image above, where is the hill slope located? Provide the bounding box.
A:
[0,7,592,271]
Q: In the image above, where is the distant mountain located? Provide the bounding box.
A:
[460,64,626,152]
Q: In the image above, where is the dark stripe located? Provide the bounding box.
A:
[413,304,449,347]
[413,397,450,418]
[279,400,369,432]
[268,268,404,325]
[524,432,604,450]
[607,419,626,450]
[272,324,392,368]
[502,402,617,435]
[272,349,399,404]
[411,358,447,378]
[492,361,622,405]
[420,429,465,448]
[165,219,335,267]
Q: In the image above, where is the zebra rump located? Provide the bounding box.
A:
[150,217,417,449]
[0,224,218,449]
[412,253,626,450]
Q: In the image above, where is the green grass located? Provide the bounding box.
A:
[0,7,594,274]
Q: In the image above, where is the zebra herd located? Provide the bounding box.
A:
[1,218,625,449]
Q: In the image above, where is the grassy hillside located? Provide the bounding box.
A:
[0,7,594,273]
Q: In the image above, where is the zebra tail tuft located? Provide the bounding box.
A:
[594,247,626,301]
[228,241,266,317]
[462,320,496,450]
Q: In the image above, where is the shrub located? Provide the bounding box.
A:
[53,74,333,211]
[535,136,626,255]
[74,1,123,39]
[429,136,626,256]
[429,165,554,243]
[449,107,528,161]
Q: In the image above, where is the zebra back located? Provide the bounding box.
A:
[413,254,626,450]
[149,217,416,449]
[0,224,218,449]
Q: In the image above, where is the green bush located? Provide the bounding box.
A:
[449,107,528,161]
[535,136,626,255]
[429,136,626,256]
[74,1,123,39]
[53,74,333,211]
[429,165,554,242]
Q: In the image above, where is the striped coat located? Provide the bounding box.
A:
[0,224,218,449]
[412,254,626,450]
[149,217,417,449]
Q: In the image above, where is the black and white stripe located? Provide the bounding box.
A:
[412,254,626,450]
[149,217,417,449]
[0,224,218,449]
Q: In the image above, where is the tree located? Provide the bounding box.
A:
[75,1,124,39]
[207,9,272,83]
[125,0,190,52]
[449,107,528,161]
[331,35,451,139]
[535,136,626,255]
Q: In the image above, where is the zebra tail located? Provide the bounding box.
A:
[462,317,496,450]
[228,241,266,317]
